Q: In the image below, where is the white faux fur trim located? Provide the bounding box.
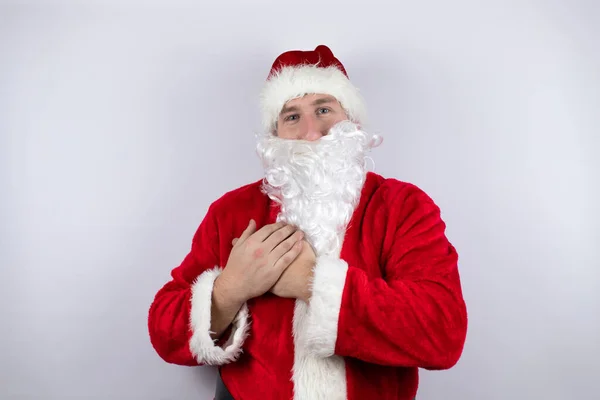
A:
[292,300,347,400]
[259,64,367,134]
[188,267,250,365]
[302,256,348,357]
[291,256,349,400]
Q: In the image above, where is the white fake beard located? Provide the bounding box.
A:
[256,120,382,256]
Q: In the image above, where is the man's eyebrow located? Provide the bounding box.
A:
[279,96,336,115]
[280,104,300,115]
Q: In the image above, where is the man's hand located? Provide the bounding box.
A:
[269,239,316,303]
[216,220,305,306]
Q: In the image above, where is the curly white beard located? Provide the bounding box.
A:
[256,120,382,257]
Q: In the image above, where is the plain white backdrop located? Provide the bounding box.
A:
[1,0,599,399]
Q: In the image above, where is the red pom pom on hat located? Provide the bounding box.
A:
[259,45,366,134]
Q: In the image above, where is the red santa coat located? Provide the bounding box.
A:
[148,171,468,400]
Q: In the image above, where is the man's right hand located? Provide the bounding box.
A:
[215,220,304,305]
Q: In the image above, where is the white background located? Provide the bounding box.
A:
[1,1,599,399]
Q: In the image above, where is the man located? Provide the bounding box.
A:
[147,45,468,400]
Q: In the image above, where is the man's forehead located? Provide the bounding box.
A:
[283,94,339,108]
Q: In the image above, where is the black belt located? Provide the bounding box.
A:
[215,371,235,400]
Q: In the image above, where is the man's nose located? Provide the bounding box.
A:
[302,115,326,141]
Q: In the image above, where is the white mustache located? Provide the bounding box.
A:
[256,120,382,168]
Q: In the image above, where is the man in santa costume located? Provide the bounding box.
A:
[148,45,468,400]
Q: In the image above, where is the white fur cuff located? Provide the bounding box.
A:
[302,256,348,358]
[188,267,250,365]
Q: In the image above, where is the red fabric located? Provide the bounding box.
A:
[147,172,468,399]
[267,44,348,79]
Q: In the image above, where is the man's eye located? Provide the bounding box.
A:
[318,108,330,114]
[285,115,299,121]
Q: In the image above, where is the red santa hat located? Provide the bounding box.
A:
[259,44,367,134]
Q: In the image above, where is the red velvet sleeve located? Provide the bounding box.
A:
[298,183,468,369]
[147,203,250,366]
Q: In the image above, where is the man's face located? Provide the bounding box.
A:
[275,94,349,140]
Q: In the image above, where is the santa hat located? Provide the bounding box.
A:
[259,45,367,134]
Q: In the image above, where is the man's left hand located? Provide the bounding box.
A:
[269,239,316,302]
